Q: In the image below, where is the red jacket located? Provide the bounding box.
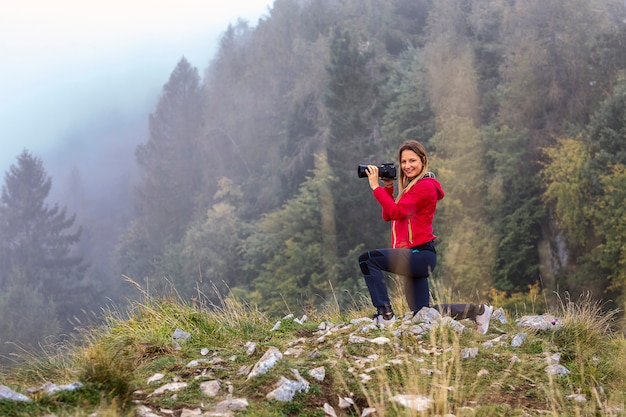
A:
[372,177,445,249]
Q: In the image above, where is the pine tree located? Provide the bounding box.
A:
[0,150,87,326]
[119,58,204,281]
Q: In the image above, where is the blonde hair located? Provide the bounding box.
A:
[396,140,429,200]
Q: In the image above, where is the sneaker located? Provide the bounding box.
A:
[372,312,396,327]
[475,304,493,334]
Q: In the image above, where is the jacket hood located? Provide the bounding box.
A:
[422,177,445,200]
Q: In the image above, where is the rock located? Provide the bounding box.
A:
[511,333,527,347]
[201,348,210,356]
[271,321,281,331]
[391,394,433,411]
[369,336,391,345]
[338,396,354,408]
[411,307,442,324]
[350,317,374,325]
[348,335,368,344]
[323,402,338,417]
[361,407,377,416]
[245,341,257,356]
[348,335,390,345]
[566,393,587,403]
[200,380,220,397]
[359,373,372,383]
[546,353,561,365]
[147,373,165,384]
[0,385,31,402]
[186,359,211,367]
[516,314,561,331]
[492,307,507,323]
[247,347,282,379]
[205,398,248,416]
[461,347,478,359]
[237,365,252,376]
[172,328,190,340]
[180,408,202,417]
[308,366,326,381]
[294,315,308,324]
[283,347,304,357]
[546,364,570,375]
[265,369,310,402]
[287,337,306,347]
[438,316,466,333]
[149,382,188,396]
[136,405,161,417]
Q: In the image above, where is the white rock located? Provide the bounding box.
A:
[147,373,165,384]
[477,369,489,377]
[135,405,161,417]
[391,394,433,411]
[271,321,281,331]
[206,398,249,416]
[349,335,368,344]
[439,316,466,333]
[566,393,587,403]
[0,385,30,402]
[412,307,442,324]
[287,337,306,347]
[516,314,561,330]
[369,336,391,345]
[150,382,188,396]
[511,333,527,347]
[546,353,561,365]
[294,315,308,324]
[247,347,283,379]
[186,359,210,367]
[283,347,304,357]
[308,366,326,381]
[461,347,478,359]
[361,407,377,416]
[200,380,220,397]
[200,348,210,356]
[180,408,202,417]
[492,307,507,323]
[265,369,310,402]
[323,402,338,417]
[350,317,374,325]
[172,328,190,340]
[359,374,372,383]
[545,364,570,375]
[338,396,355,408]
[245,341,257,356]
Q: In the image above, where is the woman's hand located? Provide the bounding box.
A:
[366,165,380,190]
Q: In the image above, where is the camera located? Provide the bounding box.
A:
[357,163,397,180]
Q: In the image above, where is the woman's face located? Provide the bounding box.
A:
[400,149,423,180]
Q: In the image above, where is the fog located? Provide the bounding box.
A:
[0,1,273,303]
[0,1,273,174]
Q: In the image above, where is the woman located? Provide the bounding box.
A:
[359,140,493,333]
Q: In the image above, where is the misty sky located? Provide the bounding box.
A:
[0,0,273,175]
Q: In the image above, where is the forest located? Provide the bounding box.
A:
[1,0,626,361]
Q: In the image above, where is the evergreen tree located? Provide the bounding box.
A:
[324,28,389,259]
[118,58,203,281]
[484,126,544,293]
[0,150,87,325]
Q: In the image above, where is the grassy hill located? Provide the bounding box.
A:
[1,285,625,417]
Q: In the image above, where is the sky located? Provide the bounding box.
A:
[0,0,274,175]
